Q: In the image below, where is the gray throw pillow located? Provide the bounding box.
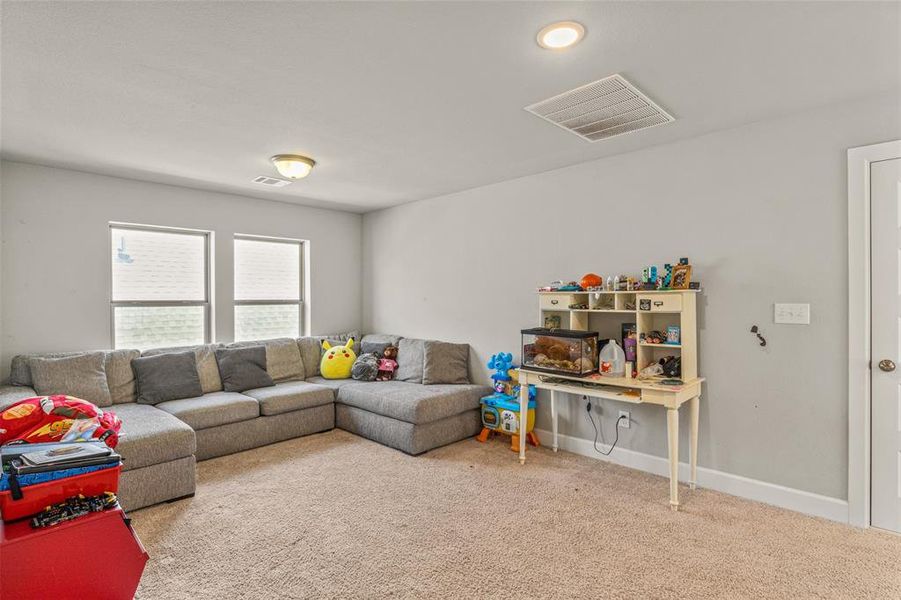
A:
[29,352,112,407]
[360,333,403,348]
[215,346,274,392]
[131,351,203,405]
[142,344,223,394]
[360,341,391,357]
[229,338,303,382]
[422,341,470,385]
[395,338,426,383]
[9,351,83,387]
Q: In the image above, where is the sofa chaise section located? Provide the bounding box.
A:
[334,380,489,455]
[0,378,199,512]
[110,402,197,510]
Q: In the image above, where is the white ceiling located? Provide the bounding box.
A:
[2,2,898,213]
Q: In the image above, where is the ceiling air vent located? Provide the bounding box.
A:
[252,175,292,187]
[524,74,674,142]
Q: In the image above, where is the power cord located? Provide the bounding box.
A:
[585,399,627,456]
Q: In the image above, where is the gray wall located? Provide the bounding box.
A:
[0,162,363,376]
[363,93,901,500]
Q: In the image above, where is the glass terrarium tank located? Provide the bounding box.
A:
[521,328,599,377]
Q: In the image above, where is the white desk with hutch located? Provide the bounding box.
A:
[517,289,704,510]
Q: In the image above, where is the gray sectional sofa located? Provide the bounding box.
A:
[0,333,490,511]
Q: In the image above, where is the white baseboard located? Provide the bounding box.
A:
[533,428,849,524]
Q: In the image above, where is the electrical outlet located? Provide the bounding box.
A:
[618,410,630,428]
[774,303,810,324]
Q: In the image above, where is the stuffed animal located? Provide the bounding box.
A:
[320,338,356,379]
[377,346,398,381]
[351,353,380,381]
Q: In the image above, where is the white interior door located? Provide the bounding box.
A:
[872,157,901,532]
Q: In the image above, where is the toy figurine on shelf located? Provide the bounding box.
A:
[579,273,602,291]
[642,266,658,290]
[666,326,681,345]
[644,330,666,344]
[662,264,674,288]
[478,353,539,452]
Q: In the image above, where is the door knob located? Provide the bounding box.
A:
[879,359,896,372]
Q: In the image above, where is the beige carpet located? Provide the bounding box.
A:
[131,430,900,599]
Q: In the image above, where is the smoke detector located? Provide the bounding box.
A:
[525,74,674,142]
[252,175,292,188]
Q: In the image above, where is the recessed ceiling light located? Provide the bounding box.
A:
[271,154,316,179]
[537,21,586,50]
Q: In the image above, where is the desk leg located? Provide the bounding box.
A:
[667,407,679,511]
[551,389,558,452]
[689,395,699,490]
[519,374,528,465]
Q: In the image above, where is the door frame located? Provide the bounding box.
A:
[848,140,901,528]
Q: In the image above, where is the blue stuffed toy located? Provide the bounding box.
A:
[487,352,514,393]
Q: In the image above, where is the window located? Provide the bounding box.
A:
[110,224,211,350]
[234,236,303,341]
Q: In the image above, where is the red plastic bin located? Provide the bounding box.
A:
[1,505,148,599]
[0,464,121,522]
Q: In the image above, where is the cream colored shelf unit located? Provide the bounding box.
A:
[537,290,699,380]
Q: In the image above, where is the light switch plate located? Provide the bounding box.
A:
[774,303,810,324]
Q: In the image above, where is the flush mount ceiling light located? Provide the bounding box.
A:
[537,21,585,50]
[270,154,316,179]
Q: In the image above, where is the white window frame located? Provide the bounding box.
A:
[109,222,213,348]
[233,234,305,340]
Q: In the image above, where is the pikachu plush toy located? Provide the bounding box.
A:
[320,338,356,379]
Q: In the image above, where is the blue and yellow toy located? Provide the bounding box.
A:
[320,338,356,379]
[477,352,540,451]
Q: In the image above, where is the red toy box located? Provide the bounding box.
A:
[1,505,148,599]
[0,464,121,522]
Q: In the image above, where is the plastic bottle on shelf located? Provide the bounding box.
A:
[598,339,625,376]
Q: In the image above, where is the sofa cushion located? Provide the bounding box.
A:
[157,391,259,431]
[304,375,360,391]
[360,333,403,355]
[360,341,391,357]
[315,331,360,346]
[9,351,83,387]
[142,344,223,394]
[243,381,334,416]
[132,351,203,405]
[215,346,274,392]
[230,338,303,382]
[296,338,322,378]
[337,404,481,456]
[422,341,470,385]
[105,349,142,404]
[335,380,489,425]
[29,352,112,407]
[9,350,140,405]
[107,402,196,471]
[395,338,425,383]
[0,385,37,411]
